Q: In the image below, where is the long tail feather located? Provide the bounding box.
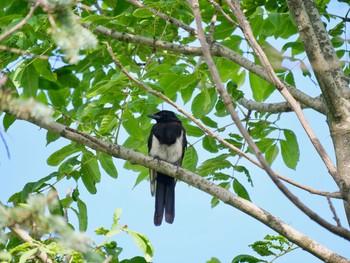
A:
[154,173,166,226]
[165,180,175,224]
[154,173,175,226]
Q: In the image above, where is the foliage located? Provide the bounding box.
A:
[0,192,151,263]
[0,0,349,262]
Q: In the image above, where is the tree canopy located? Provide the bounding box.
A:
[0,0,350,262]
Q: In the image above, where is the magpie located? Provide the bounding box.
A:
[148,110,187,226]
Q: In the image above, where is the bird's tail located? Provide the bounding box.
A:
[154,173,175,226]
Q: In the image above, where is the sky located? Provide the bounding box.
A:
[1,1,350,262]
[1,93,349,263]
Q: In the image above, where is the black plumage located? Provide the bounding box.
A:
[148,110,187,226]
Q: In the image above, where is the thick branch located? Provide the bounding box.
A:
[287,0,349,121]
[287,0,350,227]
[239,97,300,113]
[0,94,349,262]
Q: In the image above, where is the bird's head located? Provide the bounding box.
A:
[148,110,181,123]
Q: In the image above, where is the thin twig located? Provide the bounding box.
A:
[207,0,239,27]
[209,8,217,42]
[327,195,342,227]
[0,45,49,60]
[188,0,347,238]
[127,0,197,36]
[0,0,42,42]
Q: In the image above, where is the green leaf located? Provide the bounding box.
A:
[19,248,38,263]
[32,172,58,192]
[77,198,88,231]
[120,256,148,263]
[198,154,232,177]
[133,169,149,188]
[132,8,153,18]
[183,123,205,137]
[265,144,279,165]
[21,64,39,97]
[207,257,221,263]
[250,241,276,257]
[211,197,220,208]
[81,150,100,194]
[234,166,253,185]
[112,208,122,228]
[182,146,198,172]
[280,129,299,169]
[99,153,118,178]
[21,182,35,202]
[233,179,251,201]
[249,71,275,102]
[47,143,81,166]
[231,254,264,263]
[123,110,143,138]
[201,116,218,128]
[99,114,118,135]
[33,59,56,82]
[82,150,101,182]
[125,230,154,262]
[3,113,16,131]
[46,131,60,145]
[80,167,96,194]
[202,135,219,153]
[192,88,217,118]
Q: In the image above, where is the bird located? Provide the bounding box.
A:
[148,110,187,226]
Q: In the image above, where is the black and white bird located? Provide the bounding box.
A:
[148,110,187,226]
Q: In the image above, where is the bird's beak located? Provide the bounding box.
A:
[148,114,160,120]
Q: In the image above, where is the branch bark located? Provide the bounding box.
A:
[189,0,347,240]
[0,92,349,263]
[286,0,350,226]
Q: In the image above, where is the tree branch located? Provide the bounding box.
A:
[0,45,49,60]
[286,0,350,227]
[81,23,326,114]
[105,43,341,199]
[189,0,347,239]
[10,224,53,263]
[0,92,349,262]
[286,0,349,120]
[127,0,197,36]
[238,97,299,113]
[226,0,342,194]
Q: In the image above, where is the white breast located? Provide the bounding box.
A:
[149,132,184,164]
